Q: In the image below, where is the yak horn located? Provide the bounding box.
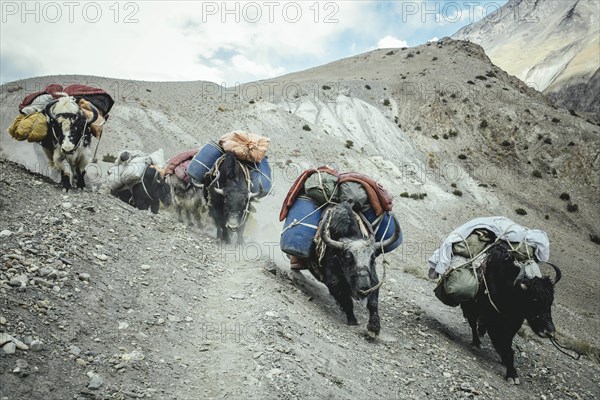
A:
[513,264,527,286]
[547,262,562,285]
[85,102,99,124]
[320,209,345,250]
[213,187,224,196]
[44,99,59,120]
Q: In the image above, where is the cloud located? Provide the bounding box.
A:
[428,37,439,42]
[377,35,408,49]
[0,1,508,84]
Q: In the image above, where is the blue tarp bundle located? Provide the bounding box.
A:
[187,141,224,184]
[248,156,272,198]
[280,199,402,258]
[361,208,403,252]
[280,196,322,258]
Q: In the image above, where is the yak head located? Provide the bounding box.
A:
[45,96,98,154]
[514,261,561,338]
[156,175,173,207]
[212,154,260,231]
[321,202,400,302]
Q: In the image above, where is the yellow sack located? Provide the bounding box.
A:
[219,130,270,163]
[8,114,26,140]
[7,113,48,142]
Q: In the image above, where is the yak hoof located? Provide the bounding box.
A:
[365,330,378,340]
[506,377,520,385]
[347,316,358,326]
[367,322,380,336]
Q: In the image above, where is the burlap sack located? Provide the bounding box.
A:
[219,130,270,162]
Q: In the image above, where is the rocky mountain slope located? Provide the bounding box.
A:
[1,38,599,398]
[453,0,600,115]
[1,158,598,399]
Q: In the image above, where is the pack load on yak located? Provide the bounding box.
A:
[279,166,402,268]
[186,131,272,197]
[429,217,564,384]
[107,149,166,192]
[8,84,114,142]
[428,216,550,306]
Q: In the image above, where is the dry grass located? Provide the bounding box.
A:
[403,265,427,279]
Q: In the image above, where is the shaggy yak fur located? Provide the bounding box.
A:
[204,153,260,244]
[41,96,98,191]
[112,166,172,214]
[309,201,400,336]
[460,242,561,384]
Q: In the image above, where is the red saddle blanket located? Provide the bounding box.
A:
[165,149,198,182]
[279,167,393,221]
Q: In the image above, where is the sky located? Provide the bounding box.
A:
[0,0,508,85]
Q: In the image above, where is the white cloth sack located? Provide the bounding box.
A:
[428,216,550,279]
[108,149,165,191]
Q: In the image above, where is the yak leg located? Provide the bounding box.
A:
[150,198,160,214]
[327,277,358,325]
[185,210,195,226]
[366,289,381,335]
[60,172,72,191]
[222,228,231,244]
[194,211,203,228]
[461,302,481,347]
[236,224,246,245]
[487,323,520,384]
[76,169,86,189]
[175,205,184,223]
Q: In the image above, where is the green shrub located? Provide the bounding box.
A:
[409,193,427,200]
[515,208,527,215]
[322,85,331,90]
[479,120,488,129]
[383,99,391,106]
[452,190,463,197]
[345,140,354,149]
[400,192,409,198]
[102,154,116,163]
[559,192,570,201]
[302,124,311,131]
[532,170,542,178]
[567,203,579,212]
[590,234,600,245]
[458,154,467,160]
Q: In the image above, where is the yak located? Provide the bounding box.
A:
[166,173,205,227]
[204,153,261,244]
[112,165,172,214]
[460,241,561,384]
[310,201,400,336]
[41,96,100,191]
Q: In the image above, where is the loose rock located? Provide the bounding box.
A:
[87,373,104,390]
